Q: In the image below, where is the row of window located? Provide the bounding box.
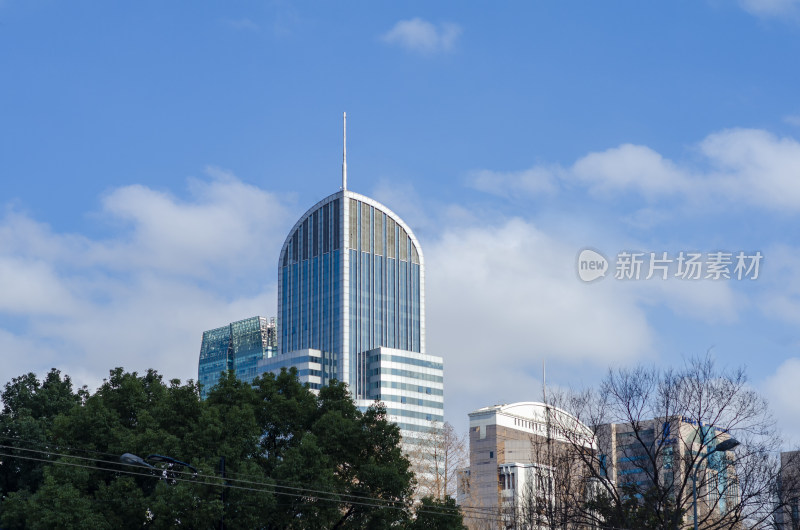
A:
[377,394,443,409]
[348,250,422,360]
[347,198,420,263]
[281,197,422,265]
[280,250,342,355]
[282,198,341,266]
[260,355,323,370]
[375,380,443,396]
[369,353,443,371]
[372,368,443,383]
[499,472,517,491]
[386,408,443,423]
[513,417,546,433]
[395,422,440,434]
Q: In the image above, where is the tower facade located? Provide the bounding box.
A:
[277,191,424,388]
[269,189,442,442]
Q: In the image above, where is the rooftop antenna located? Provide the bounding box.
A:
[542,358,547,405]
[342,112,347,191]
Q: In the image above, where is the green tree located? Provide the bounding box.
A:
[0,369,81,497]
[408,496,467,530]
[251,369,415,529]
[0,366,443,529]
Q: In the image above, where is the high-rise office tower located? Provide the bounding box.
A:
[261,113,444,443]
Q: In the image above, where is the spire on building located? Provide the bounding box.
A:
[342,112,347,191]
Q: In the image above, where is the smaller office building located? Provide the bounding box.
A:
[777,450,800,529]
[197,316,276,398]
[596,416,740,525]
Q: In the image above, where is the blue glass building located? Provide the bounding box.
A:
[197,316,276,398]
[263,189,444,442]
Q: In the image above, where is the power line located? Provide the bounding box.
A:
[0,442,408,512]
[0,449,637,528]
[0,434,502,518]
[0,451,502,523]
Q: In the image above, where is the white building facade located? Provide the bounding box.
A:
[459,402,596,529]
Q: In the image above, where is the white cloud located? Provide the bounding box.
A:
[468,166,560,198]
[0,209,90,265]
[381,18,462,54]
[0,330,60,382]
[0,256,84,316]
[632,271,742,324]
[39,276,278,386]
[699,129,800,210]
[89,168,289,278]
[0,171,292,391]
[471,128,800,212]
[756,244,800,325]
[739,0,800,18]
[424,218,654,410]
[763,358,800,445]
[570,144,689,198]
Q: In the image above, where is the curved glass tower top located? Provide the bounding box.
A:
[277,190,425,393]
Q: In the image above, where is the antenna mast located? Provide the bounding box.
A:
[342,112,347,190]
[543,358,547,405]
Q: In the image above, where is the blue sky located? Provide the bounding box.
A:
[2,1,800,444]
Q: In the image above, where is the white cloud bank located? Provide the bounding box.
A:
[381,18,462,54]
[0,169,291,391]
[422,215,741,424]
[425,219,652,369]
[470,128,800,211]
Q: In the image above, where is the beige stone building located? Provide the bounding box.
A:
[457,402,595,529]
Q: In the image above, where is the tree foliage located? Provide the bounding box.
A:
[0,366,456,529]
[408,496,467,530]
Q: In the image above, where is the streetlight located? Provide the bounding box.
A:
[693,437,740,530]
[120,453,197,484]
[121,452,155,469]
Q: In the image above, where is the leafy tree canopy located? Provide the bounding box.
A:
[0,367,458,529]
